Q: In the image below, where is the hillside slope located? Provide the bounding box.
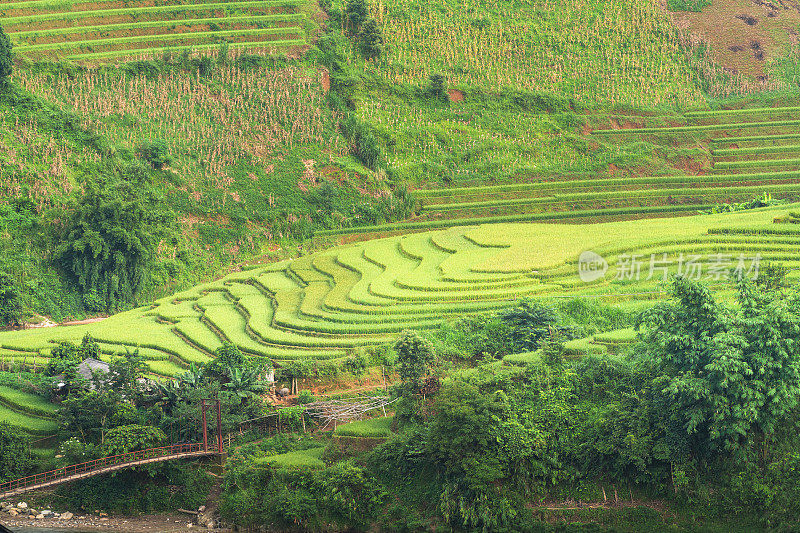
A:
[0,204,796,376]
[1,0,799,323]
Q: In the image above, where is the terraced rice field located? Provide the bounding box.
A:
[319,105,800,237]
[0,385,59,435]
[0,0,311,61]
[1,205,799,374]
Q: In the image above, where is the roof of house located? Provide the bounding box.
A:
[76,358,111,381]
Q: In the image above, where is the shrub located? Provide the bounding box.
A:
[427,73,448,101]
[297,389,316,404]
[334,417,393,438]
[221,459,387,530]
[342,353,369,376]
[198,56,214,78]
[0,422,30,481]
[136,139,172,169]
[395,331,435,393]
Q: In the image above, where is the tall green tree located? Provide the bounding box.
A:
[60,388,121,443]
[394,330,435,394]
[0,423,29,481]
[359,18,383,60]
[54,181,164,311]
[344,0,369,32]
[637,276,800,456]
[0,23,12,83]
[0,270,23,326]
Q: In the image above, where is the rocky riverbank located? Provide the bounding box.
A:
[0,502,229,533]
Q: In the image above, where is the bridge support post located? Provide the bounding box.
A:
[201,399,208,452]
[201,398,223,454]
[215,399,223,454]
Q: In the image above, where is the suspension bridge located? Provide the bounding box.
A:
[0,399,224,501]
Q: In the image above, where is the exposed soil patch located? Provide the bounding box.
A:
[670,0,800,77]
[447,89,465,102]
[610,118,644,130]
[321,69,330,93]
[678,157,707,174]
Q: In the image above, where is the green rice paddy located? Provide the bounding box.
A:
[1,0,312,61]
[1,205,798,370]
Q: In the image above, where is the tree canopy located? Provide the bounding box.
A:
[637,276,800,455]
[394,330,435,394]
[0,24,12,83]
[0,271,23,326]
[0,422,29,482]
[54,181,167,311]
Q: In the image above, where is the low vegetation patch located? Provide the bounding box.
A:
[259,447,326,469]
[334,417,393,438]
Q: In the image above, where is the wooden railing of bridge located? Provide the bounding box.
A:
[0,443,218,500]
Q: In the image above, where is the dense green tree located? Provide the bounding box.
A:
[637,276,800,456]
[54,182,163,311]
[108,348,147,396]
[61,388,121,443]
[499,300,574,352]
[198,55,214,78]
[221,461,387,531]
[101,424,166,455]
[427,381,530,530]
[47,333,101,377]
[0,24,12,83]
[427,73,448,101]
[0,270,23,326]
[136,139,172,169]
[394,330,435,394]
[344,0,369,31]
[0,422,29,481]
[205,342,246,381]
[359,18,383,60]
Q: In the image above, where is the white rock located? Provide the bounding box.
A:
[17,502,28,509]
[60,512,74,520]
[36,514,44,519]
